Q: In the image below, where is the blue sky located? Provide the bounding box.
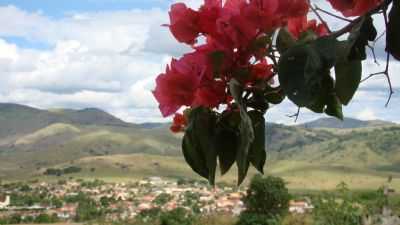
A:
[0,0,398,124]
[0,0,170,16]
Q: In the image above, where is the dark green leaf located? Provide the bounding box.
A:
[229,78,244,105]
[250,35,271,53]
[209,51,225,76]
[237,110,253,186]
[325,94,343,120]
[278,44,324,107]
[264,86,285,105]
[311,36,337,68]
[386,0,400,60]
[276,28,296,54]
[182,132,208,179]
[229,79,254,185]
[307,73,334,113]
[247,93,269,112]
[297,30,318,44]
[348,16,377,60]
[183,107,217,185]
[215,111,239,176]
[248,111,266,174]
[334,60,362,105]
[233,67,251,80]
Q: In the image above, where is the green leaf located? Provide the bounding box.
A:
[229,79,255,185]
[297,30,318,44]
[348,16,377,61]
[247,93,269,112]
[250,35,271,53]
[248,111,266,174]
[334,60,362,105]
[264,86,285,105]
[311,36,337,68]
[325,94,343,120]
[233,67,251,80]
[209,50,225,76]
[237,110,253,186]
[229,78,244,105]
[182,132,208,179]
[215,111,239,176]
[183,107,218,185]
[386,0,400,60]
[278,44,324,107]
[276,28,296,54]
[307,73,334,113]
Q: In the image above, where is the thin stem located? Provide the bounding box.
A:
[310,3,332,33]
[330,0,393,39]
[361,11,394,107]
[287,107,301,122]
[315,6,352,22]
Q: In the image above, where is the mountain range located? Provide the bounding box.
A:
[0,103,399,190]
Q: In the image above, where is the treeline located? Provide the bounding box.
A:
[43,166,82,176]
[0,213,59,224]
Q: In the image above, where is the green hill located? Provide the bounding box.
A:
[1,103,399,190]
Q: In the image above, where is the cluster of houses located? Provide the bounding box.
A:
[0,177,315,222]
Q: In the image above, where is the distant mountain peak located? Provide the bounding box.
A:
[299,117,394,129]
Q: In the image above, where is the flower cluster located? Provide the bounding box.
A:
[327,0,383,17]
[153,0,386,132]
[152,0,333,130]
[151,0,395,184]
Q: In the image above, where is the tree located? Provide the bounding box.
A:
[154,0,400,185]
[236,212,280,225]
[34,213,57,224]
[153,193,173,207]
[243,175,290,217]
[75,198,103,222]
[160,208,194,225]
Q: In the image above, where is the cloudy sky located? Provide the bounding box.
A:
[0,0,398,124]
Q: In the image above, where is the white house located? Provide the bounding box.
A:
[289,200,314,214]
[0,195,10,209]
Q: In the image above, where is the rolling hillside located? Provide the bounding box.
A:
[0,103,399,190]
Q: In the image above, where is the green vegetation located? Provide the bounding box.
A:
[75,197,104,222]
[44,166,82,176]
[243,175,290,216]
[1,103,400,190]
[313,183,363,225]
[153,193,173,207]
[0,213,59,224]
[237,175,289,225]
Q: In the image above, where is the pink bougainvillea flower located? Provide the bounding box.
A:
[244,0,280,31]
[198,0,223,38]
[215,11,258,48]
[192,80,226,108]
[287,16,329,39]
[250,60,274,81]
[168,3,201,45]
[170,113,188,133]
[277,0,309,18]
[327,0,383,17]
[153,52,208,117]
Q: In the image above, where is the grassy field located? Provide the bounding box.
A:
[4,153,397,191]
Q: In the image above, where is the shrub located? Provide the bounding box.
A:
[153,193,173,207]
[243,175,290,217]
[136,208,162,223]
[160,208,194,225]
[236,212,280,225]
[313,184,363,225]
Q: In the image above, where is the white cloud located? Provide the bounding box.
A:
[0,5,184,122]
[356,108,378,121]
[0,2,399,124]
